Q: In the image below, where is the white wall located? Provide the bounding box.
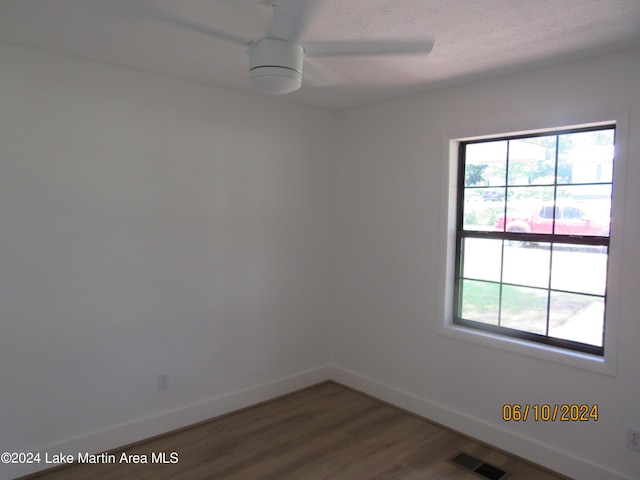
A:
[331,48,640,480]
[0,44,333,478]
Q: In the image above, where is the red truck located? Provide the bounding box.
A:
[494,202,610,237]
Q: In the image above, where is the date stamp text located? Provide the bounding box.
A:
[502,404,598,422]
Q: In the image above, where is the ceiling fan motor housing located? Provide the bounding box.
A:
[248,38,304,94]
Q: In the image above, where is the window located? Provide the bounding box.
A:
[453,125,615,356]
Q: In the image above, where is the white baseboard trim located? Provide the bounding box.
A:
[7,365,332,480]
[327,365,634,480]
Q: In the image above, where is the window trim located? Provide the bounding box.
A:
[437,109,629,375]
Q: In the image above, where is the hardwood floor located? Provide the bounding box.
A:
[24,382,568,480]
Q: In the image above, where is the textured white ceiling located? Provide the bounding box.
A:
[1,0,639,110]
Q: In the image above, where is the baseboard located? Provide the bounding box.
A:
[7,365,332,480]
[327,365,635,480]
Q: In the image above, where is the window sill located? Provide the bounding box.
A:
[437,320,615,376]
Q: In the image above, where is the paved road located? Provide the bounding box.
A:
[462,239,607,296]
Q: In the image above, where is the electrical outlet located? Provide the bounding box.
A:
[626,428,640,452]
[157,373,169,391]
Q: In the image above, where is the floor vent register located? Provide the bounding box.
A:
[448,451,509,480]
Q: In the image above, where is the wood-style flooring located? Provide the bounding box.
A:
[24,382,567,480]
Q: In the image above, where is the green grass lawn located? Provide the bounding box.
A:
[461,279,597,334]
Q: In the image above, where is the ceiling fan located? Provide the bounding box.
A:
[155,0,435,94]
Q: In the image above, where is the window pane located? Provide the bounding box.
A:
[462,238,503,282]
[549,293,604,347]
[508,136,556,186]
[558,129,614,185]
[465,141,507,187]
[500,285,548,335]
[556,186,611,236]
[502,243,550,288]
[551,245,608,296]
[502,187,555,234]
[463,191,505,232]
[461,279,500,325]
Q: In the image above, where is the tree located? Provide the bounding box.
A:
[465,164,487,186]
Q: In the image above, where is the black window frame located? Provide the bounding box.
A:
[453,124,615,356]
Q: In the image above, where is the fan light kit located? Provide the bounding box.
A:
[155,0,435,95]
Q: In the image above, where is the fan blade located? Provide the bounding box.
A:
[303,58,345,87]
[266,0,324,42]
[304,38,435,57]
